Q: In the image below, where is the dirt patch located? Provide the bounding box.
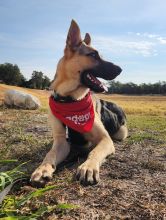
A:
[0,106,166,219]
[39,140,165,220]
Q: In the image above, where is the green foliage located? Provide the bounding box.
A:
[56,203,78,210]
[0,63,25,86]
[16,185,58,207]
[27,71,51,89]
[0,172,13,191]
[108,80,166,95]
[0,160,78,219]
[42,75,51,89]
[0,161,28,192]
[0,187,53,219]
[0,184,78,219]
[0,63,51,90]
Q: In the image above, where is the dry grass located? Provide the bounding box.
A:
[99,94,166,116]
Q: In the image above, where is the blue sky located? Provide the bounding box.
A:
[0,0,166,83]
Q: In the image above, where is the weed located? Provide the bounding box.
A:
[0,185,78,219]
[0,161,29,192]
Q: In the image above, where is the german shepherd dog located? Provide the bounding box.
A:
[31,20,128,185]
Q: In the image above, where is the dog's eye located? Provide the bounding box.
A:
[87,52,99,59]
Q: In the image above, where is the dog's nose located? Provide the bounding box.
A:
[116,66,122,75]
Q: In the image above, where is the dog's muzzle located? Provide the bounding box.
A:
[81,59,122,93]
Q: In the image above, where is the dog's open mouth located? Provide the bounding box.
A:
[81,72,107,93]
[81,60,122,93]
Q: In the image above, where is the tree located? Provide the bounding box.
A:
[108,81,123,94]
[107,81,166,95]
[42,75,51,89]
[27,71,51,89]
[0,63,25,85]
[29,71,44,89]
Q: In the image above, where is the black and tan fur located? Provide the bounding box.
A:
[31,20,128,185]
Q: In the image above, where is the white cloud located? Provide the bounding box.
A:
[146,34,159,38]
[93,36,156,57]
[129,32,166,45]
[157,37,166,45]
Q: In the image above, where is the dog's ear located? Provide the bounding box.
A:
[66,20,82,50]
[84,33,91,45]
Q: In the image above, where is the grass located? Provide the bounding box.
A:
[100,94,166,116]
[0,183,78,219]
[126,115,166,144]
[0,84,166,219]
[0,160,78,219]
[0,161,28,191]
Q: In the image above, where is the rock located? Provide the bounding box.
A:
[4,90,41,110]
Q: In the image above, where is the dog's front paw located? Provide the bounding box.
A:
[30,163,55,186]
[76,160,100,185]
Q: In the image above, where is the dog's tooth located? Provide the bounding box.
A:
[103,84,108,92]
[87,74,91,80]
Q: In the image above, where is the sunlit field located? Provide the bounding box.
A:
[0,84,165,219]
[99,94,166,116]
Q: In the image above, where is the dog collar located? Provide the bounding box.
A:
[52,91,76,103]
[49,91,95,133]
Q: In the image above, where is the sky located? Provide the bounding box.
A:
[0,0,166,84]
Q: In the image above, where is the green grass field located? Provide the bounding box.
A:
[0,84,165,219]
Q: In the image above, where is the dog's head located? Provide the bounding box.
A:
[51,20,122,97]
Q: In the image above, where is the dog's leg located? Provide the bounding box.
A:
[31,110,70,184]
[76,117,115,184]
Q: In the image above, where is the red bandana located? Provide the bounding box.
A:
[49,92,94,133]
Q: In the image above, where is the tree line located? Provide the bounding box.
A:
[108,81,166,95]
[0,63,165,94]
[0,63,51,89]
